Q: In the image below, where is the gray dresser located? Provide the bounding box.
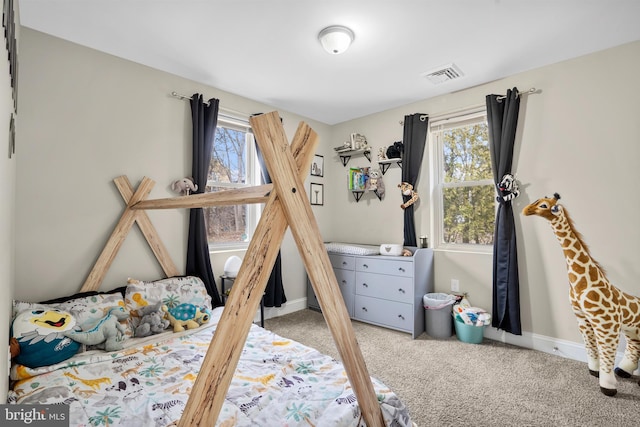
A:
[307,247,434,338]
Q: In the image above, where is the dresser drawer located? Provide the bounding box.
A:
[329,253,355,270]
[355,272,413,303]
[354,295,413,331]
[356,257,412,277]
[335,268,355,317]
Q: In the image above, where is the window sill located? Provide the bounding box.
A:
[433,244,493,255]
[209,243,249,254]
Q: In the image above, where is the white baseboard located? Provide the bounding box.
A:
[265,300,638,374]
[258,297,308,323]
[484,326,636,373]
[484,327,589,363]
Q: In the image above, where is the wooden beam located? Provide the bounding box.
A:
[114,176,179,278]
[132,184,272,210]
[251,112,385,426]
[80,176,156,292]
[179,117,318,425]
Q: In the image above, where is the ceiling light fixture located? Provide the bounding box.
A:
[318,25,354,55]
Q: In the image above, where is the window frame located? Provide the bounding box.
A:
[205,113,262,252]
[429,107,496,253]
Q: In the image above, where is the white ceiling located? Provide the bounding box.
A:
[18,0,640,125]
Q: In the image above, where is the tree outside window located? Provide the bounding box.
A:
[204,118,259,248]
[432,111,495,248]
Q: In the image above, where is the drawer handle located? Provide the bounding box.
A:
[398,314,405,320]
[362,283,368,288]
[398,288,405,293]
[398,267,405,272]
[341,280,347,285]
[342,261,348,266]
[362,307,368,312]
[363,264,369,269]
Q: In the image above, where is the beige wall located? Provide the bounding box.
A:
[329,41,640,344]
[15,28,332,306]
[12,25,640,358]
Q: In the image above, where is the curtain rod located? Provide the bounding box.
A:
[399,87,538,125]
[496,87,536,101]
[398,114,428,126]
[170,91,248,118]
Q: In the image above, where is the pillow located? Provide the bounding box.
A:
[39,286,127,304]
[13,292,134,342]
[11,307,81,368]
[125,276,212,329]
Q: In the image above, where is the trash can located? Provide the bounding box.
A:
[423,293,456,338]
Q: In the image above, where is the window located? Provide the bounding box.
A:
[430,109,495,248]
[204,115,260,249]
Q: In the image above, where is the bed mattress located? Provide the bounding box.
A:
[8,307,412,426]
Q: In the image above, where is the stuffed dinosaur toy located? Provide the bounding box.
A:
[171,177,198,195]
[134,302,170,337]
[64,306,129,352]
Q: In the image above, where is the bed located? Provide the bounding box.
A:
[8,276,413,426]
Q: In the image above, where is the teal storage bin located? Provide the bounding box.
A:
[454,316,485,344]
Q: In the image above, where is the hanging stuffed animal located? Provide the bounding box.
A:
[398,182,418,209]
[497,173,520,202]
[171,177,198,195]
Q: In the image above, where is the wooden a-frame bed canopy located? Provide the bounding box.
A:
[78,112,386,426]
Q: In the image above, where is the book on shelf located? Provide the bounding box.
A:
[348,167,370,191]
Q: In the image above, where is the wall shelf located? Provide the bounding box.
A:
[337,149,371,167]
[378,158,402,175]
[351,189,383,202]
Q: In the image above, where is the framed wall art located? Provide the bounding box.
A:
[8,113,14,158]
[310,154,324,177]
[3,0,17,112]
[310,183,323,206]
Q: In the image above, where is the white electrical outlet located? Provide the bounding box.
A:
[451,279,460,292]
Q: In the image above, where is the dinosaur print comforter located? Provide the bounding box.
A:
[8,307,412,426]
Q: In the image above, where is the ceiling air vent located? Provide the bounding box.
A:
[422,63,463,85]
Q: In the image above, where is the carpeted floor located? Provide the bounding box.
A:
[265,309,640,426]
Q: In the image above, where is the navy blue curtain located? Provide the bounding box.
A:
[486,88,521,335]
[186,94,222,307]
[254,125,286,308]
[401,113,428,247]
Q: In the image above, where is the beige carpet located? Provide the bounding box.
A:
[265,309,640,426]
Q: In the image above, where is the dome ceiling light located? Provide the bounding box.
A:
[318,25,355,55]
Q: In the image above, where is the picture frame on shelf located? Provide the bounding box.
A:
[311,154,324,177]
[310,183,324,206]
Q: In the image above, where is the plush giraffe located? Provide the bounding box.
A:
[523,193,640,396]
